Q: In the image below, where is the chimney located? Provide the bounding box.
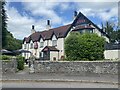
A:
[73,11,77,20]
[46,20,51,30]
[31,25,36,34]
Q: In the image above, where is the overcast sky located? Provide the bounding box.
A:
[5,0,119,40]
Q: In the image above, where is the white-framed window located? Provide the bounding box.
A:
[30,43,33,49]
[27,44,29,49]
[52,40,57,46]
[24,44,26,49]
[40,42,44,48]
[41,52,43,57]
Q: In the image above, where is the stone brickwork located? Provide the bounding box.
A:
[34,61,118,75]
[2,59,17,74]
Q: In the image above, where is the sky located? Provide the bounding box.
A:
[5,0,119,40]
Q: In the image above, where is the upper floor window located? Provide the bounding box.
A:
[30,43,33,49]
[40,42,44,48]
[79,29,93,34]
[52,40,57,46]
[85,29,93,33]
[24,44,26,49]
[27,44,29,49]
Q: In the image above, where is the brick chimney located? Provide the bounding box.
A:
[73,11,77,20]
[46,20,51,30]
[31,25,36,34]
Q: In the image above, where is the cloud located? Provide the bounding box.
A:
[77,2,118,22]
[5,1,118,40]
[22,2,63,25]
[5,3,46,40]
[5,2,72,39]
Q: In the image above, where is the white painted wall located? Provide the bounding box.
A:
[50,51,59,61]
[104,50,120,59]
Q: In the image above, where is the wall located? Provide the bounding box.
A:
[104,50,120,59]
[50,51,59,61]
[2,59,17,74]
[34,61,118,75]
[57,38,64,59]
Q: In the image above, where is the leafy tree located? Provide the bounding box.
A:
[102,21,119,43]
[1,1,8,49]
[117,29,120,41]
[65,32,105,61]
[65,32,80,60]
[1,1,22,50]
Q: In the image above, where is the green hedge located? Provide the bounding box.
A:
[0,55,12,60]
[16,55,25,70]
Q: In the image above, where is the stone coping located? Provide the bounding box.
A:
[35,60,119,63]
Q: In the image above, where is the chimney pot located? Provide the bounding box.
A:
[32,25,34,29]
[47,20,50,25]
[46,20,51,30]
[74,11,77,17]
[73,11,77,20]
[31,25,36,34]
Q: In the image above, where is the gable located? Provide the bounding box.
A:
[52,34,57,40]
[71,12,109,38]
[73,12,90,27]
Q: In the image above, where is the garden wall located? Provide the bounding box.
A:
[2,59,17,74]
[34,61,118,75]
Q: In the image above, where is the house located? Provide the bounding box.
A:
[22,11,110,61]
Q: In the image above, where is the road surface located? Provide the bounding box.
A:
[2,81,118,88]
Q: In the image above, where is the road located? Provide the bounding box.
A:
[2,82,118,88]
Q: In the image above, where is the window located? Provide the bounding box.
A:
[40,42,44,48]
[85,29,93,33]
[40,52,43,57]
[52,40,57,46]
[30,43,33,49]
[24,44,26,49]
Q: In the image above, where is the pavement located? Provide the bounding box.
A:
[1,65,119,85]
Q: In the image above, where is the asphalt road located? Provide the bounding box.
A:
[2,82,118,88]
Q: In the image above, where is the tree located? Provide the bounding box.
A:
[102,21,119,43]
[1,1,22,50]
[1,1,7,49]
[65,32,105,61]
[65,32,80,60]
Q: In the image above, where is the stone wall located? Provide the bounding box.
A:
[34,61,118,75]
[2,59,17,74]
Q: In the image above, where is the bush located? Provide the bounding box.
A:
[65,32,105,61]
[16,55,25,70]
[0,55,12,60]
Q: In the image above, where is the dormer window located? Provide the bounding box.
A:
[52,40,57,46]
[40,42,44,48]
[24,44,26,49]
[30,43,33,49]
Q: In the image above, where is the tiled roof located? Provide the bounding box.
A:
[23,12,109,43]
[24,24,71,43]
[73,25,94,31]
[42,46,59,52]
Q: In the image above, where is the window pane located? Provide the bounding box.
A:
[52,40,57,46]
[24,44,26,49]
[30,43,33,49]
[40,42,44,48]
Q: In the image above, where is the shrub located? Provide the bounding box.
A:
[65,32,105,61]
[0,55,11,60]
[16,55,25,70]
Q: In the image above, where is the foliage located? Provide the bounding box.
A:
[1,1,22,50]
[102,21,120,43]
[0,55,12,60]
[16,55,25,70]
[65,32,105,61]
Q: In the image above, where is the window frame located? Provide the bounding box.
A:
[40,42,44,48]
[52,40,57,46]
